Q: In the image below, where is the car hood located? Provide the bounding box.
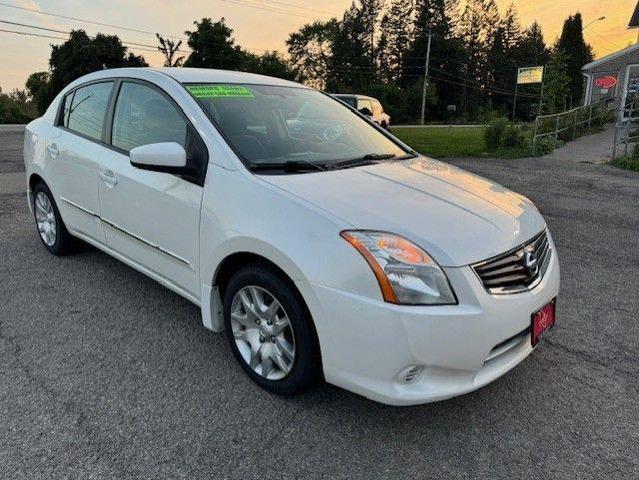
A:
[261,157,546,266]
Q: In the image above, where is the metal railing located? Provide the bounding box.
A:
[532,98,614,155]
[612,103,639,160]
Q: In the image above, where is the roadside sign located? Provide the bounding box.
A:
[447,105,456,112]
[517,66,544,85]
[595,75,617,89]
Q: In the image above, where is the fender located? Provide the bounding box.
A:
[200,236,310,332]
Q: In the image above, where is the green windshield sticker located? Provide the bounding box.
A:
[186,85,255,99]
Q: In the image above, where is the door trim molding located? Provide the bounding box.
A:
[60,196,192,268]
[59,196,98,217]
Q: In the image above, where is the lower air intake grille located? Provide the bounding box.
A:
[472,230,551,294]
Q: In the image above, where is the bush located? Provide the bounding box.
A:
[534,137,555,156]
[484,118,509,150]
[501,124,526,149]
[475,107,506,124]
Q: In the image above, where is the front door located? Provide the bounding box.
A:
[97,81,204,298]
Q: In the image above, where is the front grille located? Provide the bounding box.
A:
[472,230,551,294]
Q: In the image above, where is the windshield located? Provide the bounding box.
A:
[184,83,408,171]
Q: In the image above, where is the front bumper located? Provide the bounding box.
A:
[300,242,560,406]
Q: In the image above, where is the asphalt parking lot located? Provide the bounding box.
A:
[1,125,638,479]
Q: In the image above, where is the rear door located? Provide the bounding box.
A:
[96,80,207,298]
[50,81,114,242]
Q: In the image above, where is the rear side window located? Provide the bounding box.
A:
[338,96,356,108]
[64,82,113,141]
[112,82,187,152]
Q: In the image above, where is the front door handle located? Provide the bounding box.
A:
[99,170,118,187]
[46,143,59,159]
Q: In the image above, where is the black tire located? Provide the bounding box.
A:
[32,182,77,255]
[223,264,320,396]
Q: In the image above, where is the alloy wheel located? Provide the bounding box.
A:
[230,286,296,380]
[35,191,57,247]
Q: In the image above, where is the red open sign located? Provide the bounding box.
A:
[595,76,617,89]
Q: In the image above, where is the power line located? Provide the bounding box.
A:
[250,0,335,16]
[0,2,284,55]
[0,19,69,35]
[0,27,65,41]
[215,0,316,19]
[0,23,288,67]
[0,27,162,55]
[0,1,545,69]
[0,1,181,39]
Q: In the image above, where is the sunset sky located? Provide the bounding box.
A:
[0,0,637,92]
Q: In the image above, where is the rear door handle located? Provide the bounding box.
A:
[46,143,59,159]
[99,170,118,187]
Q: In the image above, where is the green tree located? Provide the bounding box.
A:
[25,72,52,114]
[184,18,295,80]
[183,18,248,70]
[502,3,522,49]
[48,30,147,100]
[556,13,593,107]
[24,30,146,115]
[517,21,550,67]
[0,87,37,123]
[359,0,383,71]
[544,49,571,113]
[286,19,340,88]
[402,0,464,120]
[457,0,490,114]
[245,51,297,80]
[328,2,371,91]
[485,4,523,115]
[378,0,414,83]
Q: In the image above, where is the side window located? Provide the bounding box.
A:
[112,82,187,152]
[65,82,113,140]
[60,91,74,127]
[341,97,356,108]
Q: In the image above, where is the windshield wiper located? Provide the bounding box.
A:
[329,153,416,171]
[248,160,328,173]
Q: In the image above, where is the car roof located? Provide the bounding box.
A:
[70,67,309,89]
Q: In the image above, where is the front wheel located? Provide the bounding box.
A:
[223,265,320,396]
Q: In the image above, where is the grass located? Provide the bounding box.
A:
[609,156,639,172]
[391,126,487,158]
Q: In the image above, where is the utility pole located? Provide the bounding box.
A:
[420,28,432,126]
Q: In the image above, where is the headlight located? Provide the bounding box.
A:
[341,230,456,305]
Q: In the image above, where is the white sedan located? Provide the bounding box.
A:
[23,68,560,405]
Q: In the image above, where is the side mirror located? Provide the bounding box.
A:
[130,142,187,170]
[359,107,372,117]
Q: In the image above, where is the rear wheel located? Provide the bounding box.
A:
[32,182,77,255]
[223,265,319,395]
